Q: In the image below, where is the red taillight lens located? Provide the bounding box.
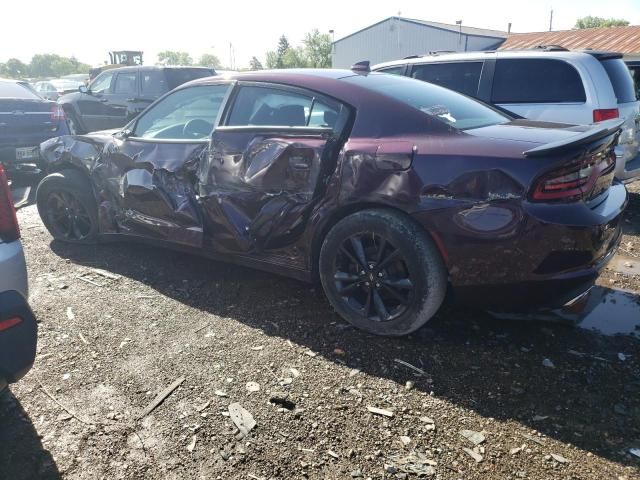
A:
[0,316,22,332]
[593,108,619,123]
[531,151,615,202]
[50,104,65,121]
[0,164,20,242]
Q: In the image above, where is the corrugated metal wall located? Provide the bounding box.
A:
[332,18,504,68]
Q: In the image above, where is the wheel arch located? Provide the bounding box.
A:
[310,202,449,283]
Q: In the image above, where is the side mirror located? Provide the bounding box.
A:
[79,85,89,94]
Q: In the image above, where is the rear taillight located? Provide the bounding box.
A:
[0,316,22,332]
[593,108,619,123]
[0,164,20,242]
[50,104,65,121]
[531,150,615,202]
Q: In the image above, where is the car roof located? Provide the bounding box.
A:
[373,49,622,69]
[98,65,214,73]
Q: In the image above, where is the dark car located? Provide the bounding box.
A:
[58,66,216,134]
[0,78,69,176]
[0,164,37,391]
[36,69,626,336]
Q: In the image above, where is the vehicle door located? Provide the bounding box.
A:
[198,82,349,254]
[407,61,485,99]
[102,70,140,128]
[138,69,170,112]
[78,70,117,131]
[97,82,232,246]
[488,58,590,124]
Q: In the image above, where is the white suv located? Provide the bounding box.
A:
[373,48,640,183]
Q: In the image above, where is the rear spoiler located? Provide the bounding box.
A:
[523,119,624,158]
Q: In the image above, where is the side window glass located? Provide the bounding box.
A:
[307,100,341,128]
[412,62,483,97]
[114,72,137,95]
[133,84,229,140]
[90,72,114,94]
[491,59,586,103]
[141,70,168,96]
[227,86,312,127]
[378,66,405,76]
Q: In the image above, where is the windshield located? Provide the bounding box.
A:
[344,73,510,130]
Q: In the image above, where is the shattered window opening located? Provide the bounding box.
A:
[133,84,230,140]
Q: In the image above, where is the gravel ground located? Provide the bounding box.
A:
[1,185,640,480]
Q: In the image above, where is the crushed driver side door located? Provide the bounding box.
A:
[104,83,231,246]
[198,83,349,258]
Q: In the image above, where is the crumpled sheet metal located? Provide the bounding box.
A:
[199,133,328,253]
[41,135,206,246]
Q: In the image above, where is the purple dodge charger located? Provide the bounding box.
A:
[35,68,626,335]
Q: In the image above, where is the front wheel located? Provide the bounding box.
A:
[36,170,99,243]
[319,209,447,336]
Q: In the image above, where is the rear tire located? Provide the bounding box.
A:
[36,170,99,243]
[319,209,447,336]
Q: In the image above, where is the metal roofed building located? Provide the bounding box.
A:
[500,25,640,61]
[331,17,507,68]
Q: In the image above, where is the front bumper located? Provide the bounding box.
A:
[0,290,37,388]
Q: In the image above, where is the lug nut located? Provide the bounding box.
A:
[377,272,383,277]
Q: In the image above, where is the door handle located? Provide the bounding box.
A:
[126,98,137,102]
[289,156,311,171]
[99,98,108,102]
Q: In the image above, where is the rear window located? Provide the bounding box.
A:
[601,59,636,104]
[411,62,483,97]
[344,73,509,130]
[165,68,216,89]
[0,80,40,99]
[491,58,586,104]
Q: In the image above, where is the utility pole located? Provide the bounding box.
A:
[549,8,553,31]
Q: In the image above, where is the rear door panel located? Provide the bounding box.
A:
[199,127,334,253]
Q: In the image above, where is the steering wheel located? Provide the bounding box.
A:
[182,119,213,139]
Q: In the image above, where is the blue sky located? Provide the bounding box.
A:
[2,0,640,68]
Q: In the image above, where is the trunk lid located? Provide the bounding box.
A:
[0,99,57,139]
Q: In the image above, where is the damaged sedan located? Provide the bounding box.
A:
[35,69,626,336]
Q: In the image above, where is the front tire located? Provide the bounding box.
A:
[36,170,99,243]
[319,209,447,336]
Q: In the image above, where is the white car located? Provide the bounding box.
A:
[373,48,640,183]
[0,163,36,392]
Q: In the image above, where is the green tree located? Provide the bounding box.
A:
[28,54,90,78]
[266,35,291,68]
[249,56,263,70]
[575,16,630,28]
[302,29,332,68]
[265,51,279,69]
[282,47,309,68]
[157,51,193,66]
[0,58,28,78]
[198,53,221,69]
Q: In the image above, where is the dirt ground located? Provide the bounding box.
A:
[1,184,640,480]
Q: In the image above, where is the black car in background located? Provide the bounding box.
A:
[0,78,70,176]
[58,66,216,134]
